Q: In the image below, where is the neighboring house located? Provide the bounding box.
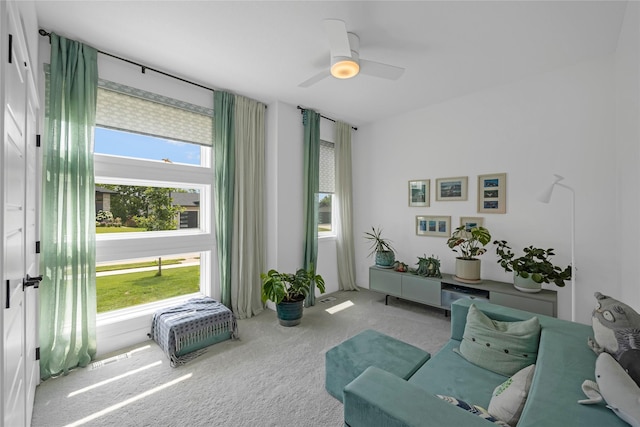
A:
[95,186,117,213]
[170,192,200,229]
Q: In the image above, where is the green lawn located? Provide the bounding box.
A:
[97,265,200,312]
[96,226,146,234]
[96,258,185,272]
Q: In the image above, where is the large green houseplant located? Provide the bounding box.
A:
[364,226,396,268]
[261,267,325,326]
[493,240,572,293]
[446,225,492,282]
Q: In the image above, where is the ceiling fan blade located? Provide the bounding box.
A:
[359,59,405,80]
[298,69,331,88]
[323,19,352,58]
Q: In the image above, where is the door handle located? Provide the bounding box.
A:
[23,274,42,290]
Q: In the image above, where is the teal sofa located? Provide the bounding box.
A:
[342,298,626,427]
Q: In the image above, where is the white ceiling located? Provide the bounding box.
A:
[34,1,628,126]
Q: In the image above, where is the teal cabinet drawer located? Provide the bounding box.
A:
[370,268,402,296]
[490,292,555,317]
[402,275,441,306]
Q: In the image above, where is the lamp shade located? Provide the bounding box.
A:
[537,174,564,203]
[331,57,360,79]
[538,185,555,204]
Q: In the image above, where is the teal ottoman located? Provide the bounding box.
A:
[325,329,431,402]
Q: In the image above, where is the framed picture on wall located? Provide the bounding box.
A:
[416,215,451,237]
[478,173,507,214]
[460,216,484,231]
[408,179,430,207]
[435,176,468,201]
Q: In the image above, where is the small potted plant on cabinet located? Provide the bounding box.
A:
[364,226,396,268]
[493,240,572,293]
[261,266,325,326]
[446,225,492,283]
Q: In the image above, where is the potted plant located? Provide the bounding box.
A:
[493,240,572,293]
[414,254,442,278]
[364,226,396,268]
[446,225,492,282]
[260,266,326,326]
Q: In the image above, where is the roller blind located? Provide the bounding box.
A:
[95,79,213,146]
[319,140,335,193]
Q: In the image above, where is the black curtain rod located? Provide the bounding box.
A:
[39,29,215,93]
[297,106,357,131]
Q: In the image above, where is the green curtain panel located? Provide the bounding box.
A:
[40,33,98,380]
[214,91,235,308]
[335,121,358,291]
[302,109,320,307]
[230,96,265,318]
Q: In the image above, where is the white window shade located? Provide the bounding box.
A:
[95,80,213,146]
[319,140,335,193]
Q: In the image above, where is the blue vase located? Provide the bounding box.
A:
[375,250,395,268]
[276,299,304,326]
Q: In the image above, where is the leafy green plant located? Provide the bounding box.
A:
[364,226,395,257]
[493,240,572,287]
[414,254,441,278]
[261,267,326,304]
[446,226,492,259]
[99,184,185,231]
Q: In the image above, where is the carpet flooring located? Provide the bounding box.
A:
[31,288,451,427]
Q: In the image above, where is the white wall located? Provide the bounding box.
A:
[353,56,619,324]
[615,1,640,313]
[265,102,304,274]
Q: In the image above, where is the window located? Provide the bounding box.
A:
[319,140,335,236]
[95,79,214,314]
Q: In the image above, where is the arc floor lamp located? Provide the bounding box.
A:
[538,174,576,321]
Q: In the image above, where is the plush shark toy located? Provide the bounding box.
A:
[587,292,640,387]
[579,352,640,427]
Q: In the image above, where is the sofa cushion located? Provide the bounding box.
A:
[457,304,540,376]
[409,340,507,408]
[437,395,510,426]
[520,326,628,427]
[325,329,430,402]
[489,364,536,426]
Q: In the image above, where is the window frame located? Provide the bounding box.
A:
[318,139,336,238]
[94,134,215,318]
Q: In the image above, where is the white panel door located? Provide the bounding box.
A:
[2,2,38,425]
[23,69,39,427]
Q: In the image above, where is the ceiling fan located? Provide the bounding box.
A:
[298,19,405,88]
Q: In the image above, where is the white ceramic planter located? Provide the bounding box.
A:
[454,258,481,282]
[513,272,542,293]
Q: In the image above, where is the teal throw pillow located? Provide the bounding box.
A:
[457,304,540,376]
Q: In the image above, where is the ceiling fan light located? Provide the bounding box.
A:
[331,58,360,79]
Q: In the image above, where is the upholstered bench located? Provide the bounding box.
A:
[325,329,431,402]
[149,297,237,366]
